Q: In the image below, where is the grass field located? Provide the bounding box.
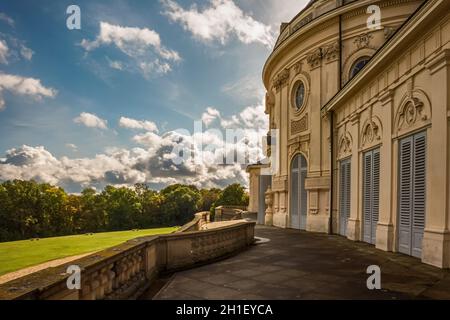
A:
[0,228,178,276]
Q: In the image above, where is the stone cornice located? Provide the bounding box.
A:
[324,0,448,112]
[263,0,421,88]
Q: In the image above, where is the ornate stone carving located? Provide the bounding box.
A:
[397,97,426,130]
[354,33,374,49]
[272,69,290,91]
[292,61,303,74]
[361,118,381,148]
[291,115,308,135]
[338,132,352,159]
[307,48,323,68]
[288,141,309,160]
[322,41,340,62]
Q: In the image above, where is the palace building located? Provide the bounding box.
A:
[247,0,450,268]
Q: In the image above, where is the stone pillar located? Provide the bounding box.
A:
[422,49,450,268]
[347,113,361,241]
[377,90,395,252]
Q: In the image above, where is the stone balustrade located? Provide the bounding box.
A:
[214,206,248,222]
[0,218,255,300]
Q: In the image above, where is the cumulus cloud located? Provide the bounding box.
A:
[201,103,268,131]
[74,112,108,130]
[0,103,269,193]
[119,117,159,133]
[81,21,180,77]
[0,40,8,64]
[161,0,275,48]
[0,73,57,110]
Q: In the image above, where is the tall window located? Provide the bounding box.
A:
[350,57,370,79]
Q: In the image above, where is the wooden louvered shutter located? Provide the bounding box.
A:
[412,132,426,258]
[399,136,413,256]
[372,149,380,245]
[339,159,351,236]
[363,152,373,244]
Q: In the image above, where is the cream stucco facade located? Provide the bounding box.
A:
[249,0,450,268]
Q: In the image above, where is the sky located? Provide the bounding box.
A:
[0,0,309,193]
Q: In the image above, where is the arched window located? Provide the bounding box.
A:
[350,57,370,79]
[294,81,306,111]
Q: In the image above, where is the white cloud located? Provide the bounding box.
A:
[0,40,8,64]
[81,21,180,77]
[0,103,269,192]
[108,59,124,70]
[0,13,14,27]
[202,107,221,127]
[201,102,268,131]
[19,44,34,61]
[0,73,57,110]
[74,112,108,130]
[66,143,78,151]
[161,0,275,48]
[119,116,159,133]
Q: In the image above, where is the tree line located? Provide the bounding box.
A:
[0,180,249,242]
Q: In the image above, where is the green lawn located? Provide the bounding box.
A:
[0,227,178,276]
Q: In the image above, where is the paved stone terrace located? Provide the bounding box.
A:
[149,226,450,300]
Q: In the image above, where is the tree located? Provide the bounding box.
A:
[216,184,249,207]
[160,185,200,225]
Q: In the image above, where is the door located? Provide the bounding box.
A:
[398,132,426,258]
[363,149,380,245]
[290,155,308,230]
[258,175,272,225]
[339,159,351,236]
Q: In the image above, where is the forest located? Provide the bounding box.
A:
[0,180,249,242]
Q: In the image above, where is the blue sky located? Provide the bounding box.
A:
[0,0,308,192]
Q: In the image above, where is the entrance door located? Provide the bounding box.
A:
[290,155,307,230]
[339,159,351,236]
[363,149,380,245]
[258,175,272,225]
[398,132,426,258]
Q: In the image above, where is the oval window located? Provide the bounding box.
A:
[294,82,306,111]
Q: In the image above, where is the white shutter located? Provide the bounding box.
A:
[363,149,380,245]
[412,132,426,258]
[372,149,380,245]
[398,132,426,258]
[399,137,413,255]
[339,159,351,236]
[363,152,372,244]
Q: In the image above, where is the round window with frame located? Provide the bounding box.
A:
[293,81,306,112]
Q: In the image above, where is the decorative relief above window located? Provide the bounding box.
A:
[291,114,308,136]
[397,98,427,131]
[288,141,309,161]
[361,116,382,149]
[354,33,373,49]
[338,132,352,159]
[395,88,431,135]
